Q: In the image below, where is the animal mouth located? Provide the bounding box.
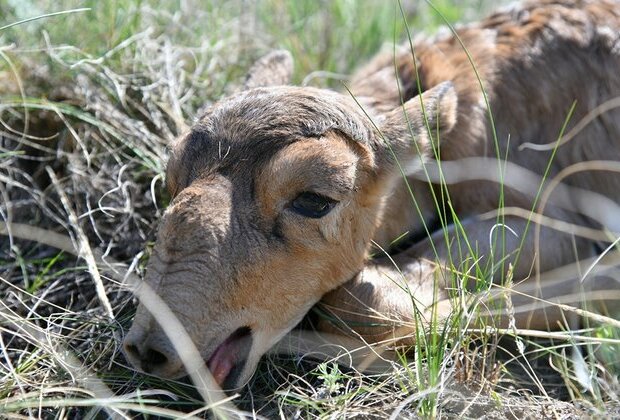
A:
[206,326,252,389]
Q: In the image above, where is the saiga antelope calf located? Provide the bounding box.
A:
[124,0,620,390]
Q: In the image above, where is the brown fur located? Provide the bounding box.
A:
[124,0,620,389]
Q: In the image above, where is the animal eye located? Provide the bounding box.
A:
[291,192,337,218]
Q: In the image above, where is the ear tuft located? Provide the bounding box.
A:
[388,81,458,135]
[243,50,294,90]
[377,81,458,173]
[428,81,458,133]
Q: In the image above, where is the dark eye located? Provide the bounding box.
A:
[291,192,337,218]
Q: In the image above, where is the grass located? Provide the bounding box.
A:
[1,0,620,418]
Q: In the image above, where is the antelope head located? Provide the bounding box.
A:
[123,51,457,389]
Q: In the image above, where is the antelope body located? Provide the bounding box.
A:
[124,0,620,390]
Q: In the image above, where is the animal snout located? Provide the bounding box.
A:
[123,326,183,378]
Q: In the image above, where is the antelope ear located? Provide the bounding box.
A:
[243,50,294,89]
[377,81,458,174]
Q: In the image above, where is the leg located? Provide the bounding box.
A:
[317,258,450,344]
[317,215,617,342]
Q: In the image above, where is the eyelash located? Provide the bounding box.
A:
[290,192,337,218]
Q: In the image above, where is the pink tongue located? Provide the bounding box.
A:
[207,339,237,386]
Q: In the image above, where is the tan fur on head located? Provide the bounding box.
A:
[125,0,620,391]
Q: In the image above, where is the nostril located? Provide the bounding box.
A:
[144,348,168,367]
[123,340,169,373]
[124,343,140,359]
[123,332,180,376]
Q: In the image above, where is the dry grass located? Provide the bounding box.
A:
[1,0,619,418]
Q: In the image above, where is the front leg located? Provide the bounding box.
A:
[317,214,613,342]
[317,258,450,344]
